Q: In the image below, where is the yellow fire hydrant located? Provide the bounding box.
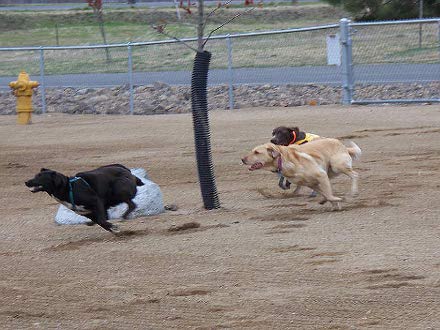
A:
[9,71,39,125]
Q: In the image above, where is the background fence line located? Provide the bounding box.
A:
[0,17,439,114]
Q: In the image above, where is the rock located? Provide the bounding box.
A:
[76,88,94,95]
[88,95,109,105]
[54,168,164,225]
[153,81,169,89]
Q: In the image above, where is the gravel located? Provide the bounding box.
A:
[1,82,438,115]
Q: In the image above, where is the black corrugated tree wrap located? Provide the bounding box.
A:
[191,50,220,209]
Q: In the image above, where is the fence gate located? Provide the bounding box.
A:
[344,18,440,104]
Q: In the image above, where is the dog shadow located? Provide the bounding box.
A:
[256,188,299,199]
[44,229,149,252]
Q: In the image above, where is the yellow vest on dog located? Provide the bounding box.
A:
[294,133,320,145]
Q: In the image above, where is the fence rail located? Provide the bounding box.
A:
[0,17,439,114]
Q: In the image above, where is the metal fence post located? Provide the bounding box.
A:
[226,34,234,110]
[127,42,134,115]
[418,0,424,48]
[438,20,440,56]
[340,18,354,105]
[55,23,60,46]
[39,47,46,114]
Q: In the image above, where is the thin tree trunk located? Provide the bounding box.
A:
[96,10,111,61]
[197,0,204,52]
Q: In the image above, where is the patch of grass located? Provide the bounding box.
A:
[352,24,439,64]
[391,46,438,58]
[0,4,438,76]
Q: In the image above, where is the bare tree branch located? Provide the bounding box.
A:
[203,6,256,48]
[202,0,233,32]
[151,24,198,52]
[152,0,255,52]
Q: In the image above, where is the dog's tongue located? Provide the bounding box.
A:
[249,162,263,171]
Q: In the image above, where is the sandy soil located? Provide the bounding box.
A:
[1,104,440,329]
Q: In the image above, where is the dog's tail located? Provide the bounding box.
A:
[347,141,361,161]
[135,177,144,186]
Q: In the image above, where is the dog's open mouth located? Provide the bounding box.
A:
[249,162,264,171]
[28,186,44,193]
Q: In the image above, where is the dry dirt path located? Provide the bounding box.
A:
[0,104,439,329]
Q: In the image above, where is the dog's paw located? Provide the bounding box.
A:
[278,177,291,190]
[278,181,291,190]
[331,203,342,211]
[110,225,121,234]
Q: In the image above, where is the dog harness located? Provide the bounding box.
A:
[68,177,91,211]
[290,132,320,145]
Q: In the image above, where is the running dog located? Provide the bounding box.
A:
[271,126,321,146]
[242,139,361,210]
[25,164,144,233]
[271,126,321,192]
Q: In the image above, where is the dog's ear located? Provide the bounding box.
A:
[266,146,280,158]
[40,168,49,172]
[288,127,300,134]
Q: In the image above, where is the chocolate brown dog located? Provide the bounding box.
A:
[271,126,320,146]
[271,126,321,192]
[25,164,143,234]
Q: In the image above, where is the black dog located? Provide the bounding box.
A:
[25,164,144,234]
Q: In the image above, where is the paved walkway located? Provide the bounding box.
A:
[1,63,439,89]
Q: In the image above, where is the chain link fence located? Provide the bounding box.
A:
[0,18,439,114]
[349,19,440,104]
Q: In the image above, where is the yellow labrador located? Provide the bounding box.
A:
[242,138,361,210]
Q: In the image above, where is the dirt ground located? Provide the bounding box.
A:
[1,104,439,329]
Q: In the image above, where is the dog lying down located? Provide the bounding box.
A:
[25,164,144,234]
[242,138,361,210]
